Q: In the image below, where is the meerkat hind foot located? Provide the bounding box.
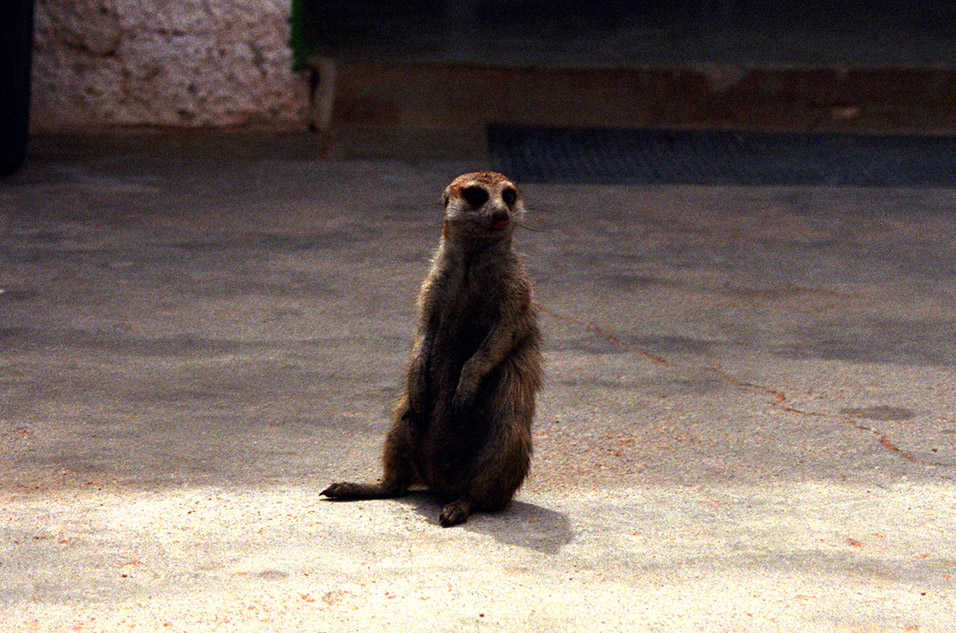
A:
[439,498,475,527]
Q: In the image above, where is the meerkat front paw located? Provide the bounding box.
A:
[449,383,477,425]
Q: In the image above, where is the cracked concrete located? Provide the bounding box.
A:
[1,133,955,631]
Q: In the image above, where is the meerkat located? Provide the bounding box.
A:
[322,171,542,527]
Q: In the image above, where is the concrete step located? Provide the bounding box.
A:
[306,59,956,158]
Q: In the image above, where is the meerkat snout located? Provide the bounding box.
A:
[490,208,509,228]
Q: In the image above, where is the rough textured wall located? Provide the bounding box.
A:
[31,0,309,130]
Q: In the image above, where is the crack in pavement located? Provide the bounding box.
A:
[704,363,926,465]
[537,304,669,366]
[539,304,939,466]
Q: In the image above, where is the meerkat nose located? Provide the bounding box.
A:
[490,208,510,228]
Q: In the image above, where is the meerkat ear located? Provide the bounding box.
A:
[442,187,451,207]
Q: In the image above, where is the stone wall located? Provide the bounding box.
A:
[30,0,309,131]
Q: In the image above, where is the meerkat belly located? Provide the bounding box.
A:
[416,293,499,495]
[428,322,484,406]
[426,283,498,412]
[418,418,491,497]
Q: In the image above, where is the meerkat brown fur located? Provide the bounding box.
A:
[322,172,543,527]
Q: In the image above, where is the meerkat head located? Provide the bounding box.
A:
[441,172,524,239]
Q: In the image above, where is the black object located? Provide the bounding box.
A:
[1,0,36,176]
[488,125,956,187]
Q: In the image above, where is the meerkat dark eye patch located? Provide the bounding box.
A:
[501,187,517,205]
[461,186,489,207]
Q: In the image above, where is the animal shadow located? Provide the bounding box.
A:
[399,492,573,555]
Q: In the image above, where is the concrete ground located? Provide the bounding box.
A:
[1,133,955,631]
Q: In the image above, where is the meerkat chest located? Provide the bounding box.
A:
[434,288,498,356]
[430,260,505,362]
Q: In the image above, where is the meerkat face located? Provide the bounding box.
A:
[442,172,524,236]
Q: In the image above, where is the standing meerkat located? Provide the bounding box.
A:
[322,171,542,527]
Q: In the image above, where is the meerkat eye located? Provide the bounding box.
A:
[501,187,517,206]
[461,186,489,208]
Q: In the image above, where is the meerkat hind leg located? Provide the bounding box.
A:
[322,455,411,500]
[322,417,416,501]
